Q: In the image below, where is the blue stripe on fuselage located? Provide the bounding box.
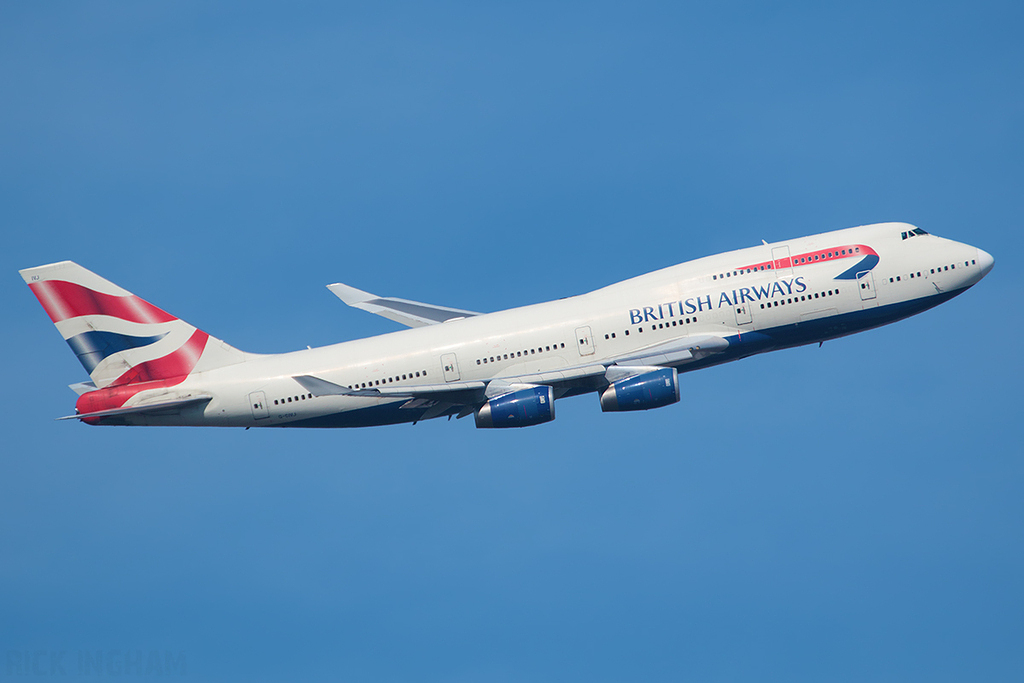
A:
[834,254,880,279]
[687,286,967,373]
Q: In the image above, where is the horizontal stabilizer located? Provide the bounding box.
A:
[68,381,97,396]
[58,394,212,421]
[327,282,481,328]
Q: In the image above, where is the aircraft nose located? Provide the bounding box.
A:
[976,248,994,277]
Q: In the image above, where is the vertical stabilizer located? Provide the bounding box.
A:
[20,261,246,388]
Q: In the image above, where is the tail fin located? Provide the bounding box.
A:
[20,261,246,388]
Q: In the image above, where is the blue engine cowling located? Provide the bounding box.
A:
[475,385,555,428]
[600,368,679,412]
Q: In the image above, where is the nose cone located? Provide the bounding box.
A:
[976,248,995,277]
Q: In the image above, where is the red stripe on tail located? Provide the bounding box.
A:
[111,330,209,387]
[28,280,177,324]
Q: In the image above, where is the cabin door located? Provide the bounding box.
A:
[441,353,461,382]
[249,391,269,420]
[734,302,753,326]
[772,246,793,277]
[857,270,877,301]
[575,326,595,356]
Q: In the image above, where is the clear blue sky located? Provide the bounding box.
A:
[3,2,1022,680]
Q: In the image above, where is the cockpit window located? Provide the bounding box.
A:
[901,228,929,240]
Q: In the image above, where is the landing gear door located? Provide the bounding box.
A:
[857,270,877,302]
[441,353,460,382]
[249,391,269,420]
[575,326,595,356]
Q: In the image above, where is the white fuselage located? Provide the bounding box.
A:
[114,222,993,428]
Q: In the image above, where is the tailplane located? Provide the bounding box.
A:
[20,261,246,389]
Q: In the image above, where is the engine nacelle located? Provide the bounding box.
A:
[600,367,679,412]
[475,385,555,428]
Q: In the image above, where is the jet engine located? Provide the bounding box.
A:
[475,385,555,428]
[600,367,679,412]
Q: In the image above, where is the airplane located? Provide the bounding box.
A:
[20,222,993,429]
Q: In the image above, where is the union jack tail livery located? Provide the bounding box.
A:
[20,261,246,390]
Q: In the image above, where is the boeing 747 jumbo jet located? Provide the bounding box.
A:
[21,222,993,429]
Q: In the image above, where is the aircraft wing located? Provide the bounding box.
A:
[327,282,482,328]
[293,333,731,412]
